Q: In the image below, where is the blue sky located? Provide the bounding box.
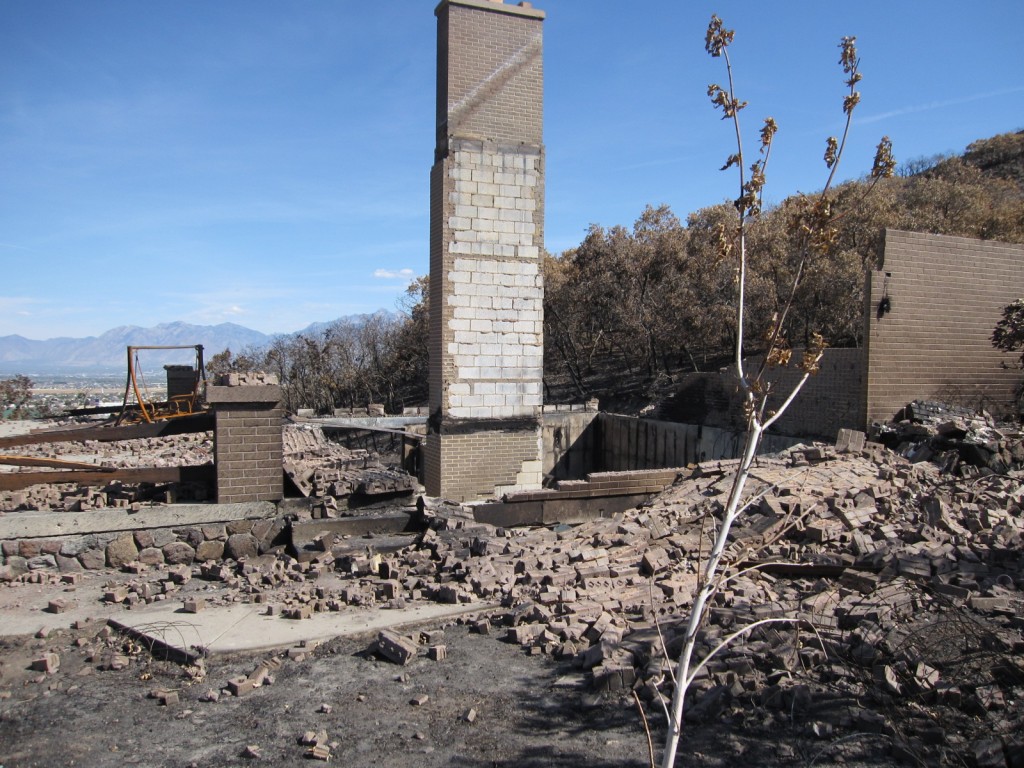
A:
[2,1,1022,340]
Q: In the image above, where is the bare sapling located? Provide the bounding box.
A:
[659,16,895,768]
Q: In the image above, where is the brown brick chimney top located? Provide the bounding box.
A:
[437,0,545,20]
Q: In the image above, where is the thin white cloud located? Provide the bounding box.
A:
[181,303,249,326]
[373,268,415,279]
[857,87,1024,125]
[0,296,39,316]
[0,297,118,338]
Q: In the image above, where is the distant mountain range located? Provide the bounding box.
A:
[0,321,304,374]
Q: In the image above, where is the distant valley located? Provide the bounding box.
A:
[0,321,300,375]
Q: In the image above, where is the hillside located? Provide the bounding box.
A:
[962,130,1024,184]
[541,131,1024,414]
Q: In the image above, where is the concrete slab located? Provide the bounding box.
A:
[310,415,427,431]
[291,512,420,541]
[108,599,498,658]
[0,568,497,663]
[0,572,148,637]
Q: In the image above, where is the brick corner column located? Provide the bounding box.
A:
[207,382,284,504]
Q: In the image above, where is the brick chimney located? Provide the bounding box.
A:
[426,0,546,501]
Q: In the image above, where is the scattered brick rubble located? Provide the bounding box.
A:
[873,399,1024,475]
[217,372,279,387]
[0,431,213,512]
[426,469,1014,760]
[3,404,1024,764]
[370,410,1022,765]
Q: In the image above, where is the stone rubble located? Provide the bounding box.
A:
[216,372,279,387]
[390,417,1024,765]
[70,411,1011,762]
[873,399,1024,475]
[0,431,214,512]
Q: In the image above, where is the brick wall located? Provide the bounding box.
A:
[664,347,865,441]
[208,385,284,504]
[440,139,544,420]
[865,230,1024,424]
[657,231,1023,438]
[427,0,546,500]
[760,347,865,438]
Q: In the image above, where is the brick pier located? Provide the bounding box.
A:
[207,379,284,504]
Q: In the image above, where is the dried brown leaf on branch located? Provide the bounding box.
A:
[704,14,734,57]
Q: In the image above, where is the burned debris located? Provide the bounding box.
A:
[2,401,1023,765]
[283,424,418,513]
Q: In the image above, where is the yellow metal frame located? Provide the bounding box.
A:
[116,345,207,425]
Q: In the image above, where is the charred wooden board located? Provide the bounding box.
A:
[0,413,214,449]
[0,455,116,471]
[0,463,214,492]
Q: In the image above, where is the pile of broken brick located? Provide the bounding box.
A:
[283,424,417,515]
[392,411,1023,765]
[76,408,1023,764]
[874,399,1024,476]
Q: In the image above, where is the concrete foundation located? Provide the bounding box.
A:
[542,403,599,481]
[594,413,802,471]
[0,501,287,578]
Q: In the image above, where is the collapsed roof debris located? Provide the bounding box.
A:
[283,423,417,511]
[873,399,1024,475]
